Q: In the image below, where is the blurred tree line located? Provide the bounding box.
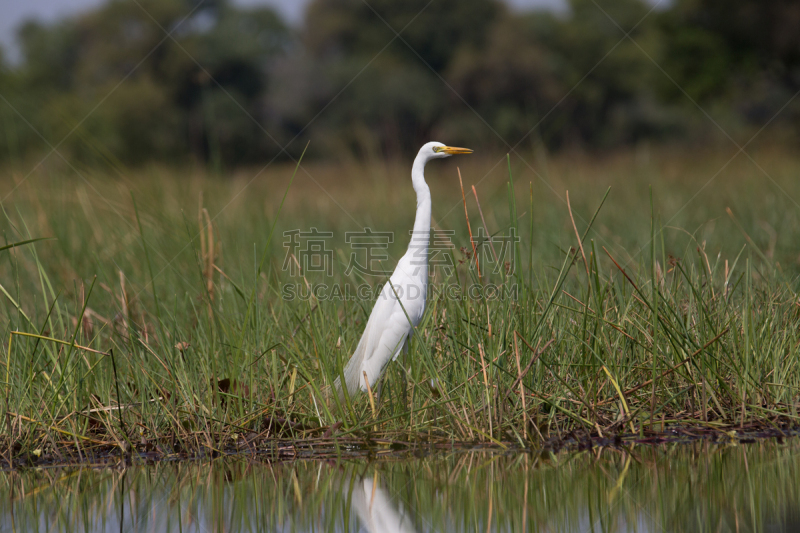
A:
[0,0,798,167]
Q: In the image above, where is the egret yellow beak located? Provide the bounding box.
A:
[441,146,473,155]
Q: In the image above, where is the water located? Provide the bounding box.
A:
[1,440,799,532]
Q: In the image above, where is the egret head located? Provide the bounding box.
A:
[421,141,473,161]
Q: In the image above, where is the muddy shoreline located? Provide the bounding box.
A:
[5,424,798,471]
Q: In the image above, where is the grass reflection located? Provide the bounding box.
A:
[1,440,799,532]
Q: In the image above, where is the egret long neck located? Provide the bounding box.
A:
[408,155,432,266]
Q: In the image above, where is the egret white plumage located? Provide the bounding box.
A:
[334,142,473,399]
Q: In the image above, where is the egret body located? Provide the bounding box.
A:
[335,142,472,398]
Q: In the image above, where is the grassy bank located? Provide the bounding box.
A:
[1,145,800,464]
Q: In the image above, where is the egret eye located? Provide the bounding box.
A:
[433,146,443,153]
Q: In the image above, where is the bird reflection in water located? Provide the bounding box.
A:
[346,471,418,533]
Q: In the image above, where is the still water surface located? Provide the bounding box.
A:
[1,440,799,532]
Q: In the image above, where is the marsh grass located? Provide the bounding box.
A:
[1,146,800,465]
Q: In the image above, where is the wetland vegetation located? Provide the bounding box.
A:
[1,146,800,466]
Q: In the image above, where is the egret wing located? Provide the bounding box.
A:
[336,285,412,397]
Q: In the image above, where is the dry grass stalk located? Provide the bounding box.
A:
[458,168,480,279]
[566,190,589,278]
[471,185,499,262]
[513,334,527,441]
[478,343,491,436]
[118,270,129,331]
[199,194,218,319]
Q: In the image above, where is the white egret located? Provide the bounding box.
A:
[335,142,473,399]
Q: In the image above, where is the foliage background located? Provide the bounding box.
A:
[1,0,799,167]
